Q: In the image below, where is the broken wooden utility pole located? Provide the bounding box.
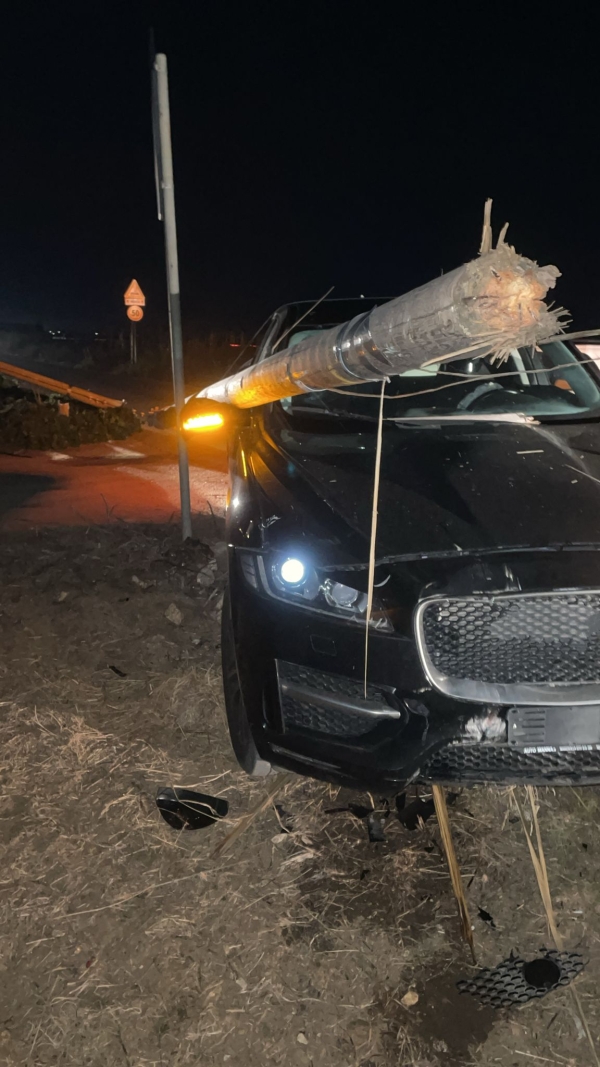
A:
[199,243,563,409]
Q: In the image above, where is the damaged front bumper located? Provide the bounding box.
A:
[264,658,600,789]
[230,551,600,790]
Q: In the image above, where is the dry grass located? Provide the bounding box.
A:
[0,525,599,1066]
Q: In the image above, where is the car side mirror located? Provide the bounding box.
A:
[181,396,248,434]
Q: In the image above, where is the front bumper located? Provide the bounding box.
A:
[229,560,600,788]
[270,658,600,788]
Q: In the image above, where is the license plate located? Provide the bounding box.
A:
[507,705,600,753]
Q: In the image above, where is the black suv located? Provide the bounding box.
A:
[185,297,600,790]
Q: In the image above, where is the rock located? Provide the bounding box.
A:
[401,990,419,1008]
[196,560,217,587]
[132,574,153,591]
[212,541,229,574]
[210,591,224,619]
[296,1033,308,1045]
[165,603,183,626]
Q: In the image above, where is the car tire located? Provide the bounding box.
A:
[221,584,272,776]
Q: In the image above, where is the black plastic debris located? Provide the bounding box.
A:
[458,949,585,1007]
[348,803,374,820]
[397,795,435,831]
[274,803,294,833]
[324,800,389,841]
[109,665,127,678]
[156,787,229,831]
[477,906,497,929]
[395,790,457,831]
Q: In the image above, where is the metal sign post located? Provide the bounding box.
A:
[124,281,145,366]
[151,53,192,541]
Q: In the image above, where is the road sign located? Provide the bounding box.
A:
[127,305,144,322]
[124,279,146,306]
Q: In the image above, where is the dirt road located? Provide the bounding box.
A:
[0,429,228,531]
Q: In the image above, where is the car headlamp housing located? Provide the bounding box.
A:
[237,550,392,631]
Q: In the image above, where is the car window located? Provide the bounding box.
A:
[276,340,600,422]
[288,328,326,348]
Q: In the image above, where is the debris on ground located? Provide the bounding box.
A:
[156,787,229,830]
[477,906,497,929]
[401,990,420,1008]
[164,602,184,626]
[397,794,436,830]
[458,950,585,1006]
[131,574,154,591]
[196,559,217,587]
[0,523,598,1067]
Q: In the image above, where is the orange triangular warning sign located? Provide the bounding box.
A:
[124,279,146,306]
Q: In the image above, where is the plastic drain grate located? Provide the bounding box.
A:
[457,949,585,1007]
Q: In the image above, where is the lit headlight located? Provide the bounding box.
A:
[237,550,392,631]
[279,558,306,585]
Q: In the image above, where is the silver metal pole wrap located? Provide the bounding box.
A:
[200,246,562,409]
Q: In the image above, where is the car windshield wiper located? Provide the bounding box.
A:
[535,411,600,424]
[290,406,376,423]
[389,413,538,424]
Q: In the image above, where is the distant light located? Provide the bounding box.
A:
[229,343,240,347]
[280,558,305,585]
[183,412,225,432]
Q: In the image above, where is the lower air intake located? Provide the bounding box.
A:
[276,661,396,738]
[423,742,600,783]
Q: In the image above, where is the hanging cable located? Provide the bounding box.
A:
[271,286,335,353]
[324,356,600,403]
[364,378,387,697]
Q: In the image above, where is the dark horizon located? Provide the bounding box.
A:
[2,5,600,338]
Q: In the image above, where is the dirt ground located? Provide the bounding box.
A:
[1,523,599,1067]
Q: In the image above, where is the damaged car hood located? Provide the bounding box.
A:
[254,416,600,562]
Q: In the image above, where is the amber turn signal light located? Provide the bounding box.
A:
[183,412,225,432]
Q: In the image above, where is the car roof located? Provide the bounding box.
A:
[272,296,390,314]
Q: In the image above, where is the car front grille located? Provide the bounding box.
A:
[422,741,600,783]
[416,591,600,704]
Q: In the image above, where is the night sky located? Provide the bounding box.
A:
[2,4,600,336]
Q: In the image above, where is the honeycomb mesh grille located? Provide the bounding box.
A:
[277,662,387,738]
[458,950,584,1007]
[278,662,384,701]
[280,696,377,737]
[419,592,600,686]
[423,742,600,782]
